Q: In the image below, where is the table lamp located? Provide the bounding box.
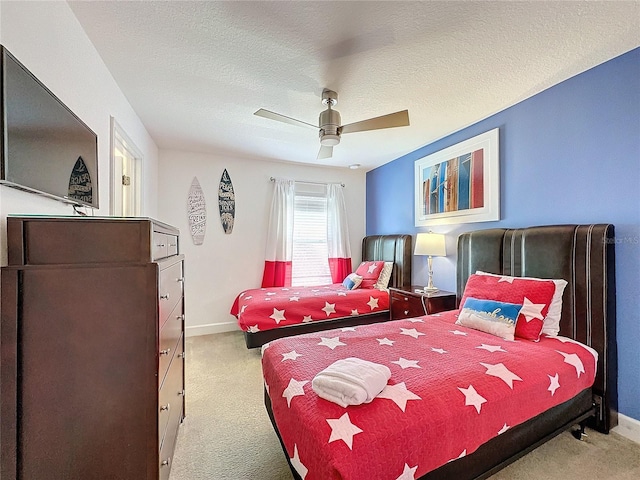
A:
[414,232,446,293]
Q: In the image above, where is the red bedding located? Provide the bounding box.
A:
[231,284,389,333]
[261,310,597,480]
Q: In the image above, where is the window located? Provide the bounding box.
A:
[291,184,332,286]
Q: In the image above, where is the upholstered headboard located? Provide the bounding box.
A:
[456,224,617,432]
[362,234,412,290]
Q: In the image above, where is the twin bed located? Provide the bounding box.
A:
[232,234,412,348]
[257,224,617,480]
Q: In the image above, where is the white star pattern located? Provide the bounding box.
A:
[282,350,303,362]
[322,302,336,316]
[337,291,348,296]
[458,385,487,413]
[248,325,260,333]
[264,381,269,395]
[341,327,357,332]
[498,276,515,283]
[351,309,359,316]
[282,378,308,407]
[245,295,252,300]
[289,296,300,302]
[406,318,424,323]
[476,344,507,353]
[480,362,522,389]
[290,445,308,479]
[266,292,276,296]
[447,451,467,463]
[367,296,379,310]
[269,308,286,324]
[377,337,395,346]
[556,351,585,377]
[302,315,313,323]
[239,292,245,297]
[391,358,421,369]
[450,330,468,336]
[367,263,379,274]
[395,463,418,480]
[240,305,248,313]
[377,382,421,412]
[498,424,510,435]
[519,297,546,322]
[317,337,346,350]
[400,328,425,339]
[281,288,289,291]
[326,413,363,450]
[264,297,271,301]
[548,373,560,395]
[431,347,447,354]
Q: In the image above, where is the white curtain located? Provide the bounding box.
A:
[326,183,352,283]
[261,179,295,287]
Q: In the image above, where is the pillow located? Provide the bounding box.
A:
[476,271,568,336]
[342,273,363,290]
[456,297,522,341]
[374,262,394,290]
[460,273,557,341]
[355,261,385,289]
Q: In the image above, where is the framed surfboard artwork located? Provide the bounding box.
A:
[218,169,235,234]
[187,176,207,245]
[414,128,499,226]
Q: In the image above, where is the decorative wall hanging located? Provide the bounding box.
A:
[415,128,499,226]
[187,176,207,245]
[218,169,235,234]
[67,156,93,205]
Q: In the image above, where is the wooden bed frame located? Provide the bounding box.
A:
[265,224,617,479]
[243,234,412,348]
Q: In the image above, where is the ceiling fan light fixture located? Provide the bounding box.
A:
[320,133,340,146]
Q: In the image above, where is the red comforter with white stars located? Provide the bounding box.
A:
[261,310,597,480]
[232,284,389,333]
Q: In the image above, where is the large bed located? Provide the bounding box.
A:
[261,224,617,480]
[232,234,412,349]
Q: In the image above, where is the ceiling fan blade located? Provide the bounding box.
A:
[341,110,409,134]
[254,109,317,129]
[317,145,333,160]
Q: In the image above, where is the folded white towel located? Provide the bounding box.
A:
[312,357,391,407]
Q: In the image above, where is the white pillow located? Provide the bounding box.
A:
[475,271,567,336]
[374,262,394,290]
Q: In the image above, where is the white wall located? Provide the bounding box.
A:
[158,150,366,336]
[0,1,159,264]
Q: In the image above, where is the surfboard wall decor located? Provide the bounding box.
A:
[68,156,93,205]
[218,169,235,234]
[187,176,207,245]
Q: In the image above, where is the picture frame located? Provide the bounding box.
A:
[415,128,499,226]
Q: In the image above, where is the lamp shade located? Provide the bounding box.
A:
[414,232,446,257]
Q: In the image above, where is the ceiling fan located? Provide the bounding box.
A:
[254,89,410,160]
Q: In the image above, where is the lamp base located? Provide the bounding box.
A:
[423,286,439,294]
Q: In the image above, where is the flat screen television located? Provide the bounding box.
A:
[0,45,99,208]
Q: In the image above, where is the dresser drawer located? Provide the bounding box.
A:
[159,301,184,385]
[159,337,185,448]
[159,402,183,480]
[390,291,426,319]
[166,234,179,257]
[159,260,184,327]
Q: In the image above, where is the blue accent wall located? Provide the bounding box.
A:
[366,48,640,422]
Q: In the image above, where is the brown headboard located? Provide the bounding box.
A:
[362,234,412,290]
[456,224,617,433]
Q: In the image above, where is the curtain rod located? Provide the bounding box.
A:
[270,177,345,187]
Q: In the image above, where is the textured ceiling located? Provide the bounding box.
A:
[69,1,640,171]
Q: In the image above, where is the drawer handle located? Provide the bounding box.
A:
[161,458,171,467]
[160,403,171,412]
[160,294,170,300]
[160,348,171,356]
[176,314,184,321]
[157,243,166,248]
[404,297,408,301]
[404,310,409,315]
[178,389,185,396]
[179,352,186,359]
[177,277,185,283]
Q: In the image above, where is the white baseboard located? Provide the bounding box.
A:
[186,321,239,337]
[613,413,640,444]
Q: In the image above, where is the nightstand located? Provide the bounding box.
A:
[389,286,457,320]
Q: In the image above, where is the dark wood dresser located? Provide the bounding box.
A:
[1,216,185,480]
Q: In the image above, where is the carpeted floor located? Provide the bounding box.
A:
[169,331,640,480]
